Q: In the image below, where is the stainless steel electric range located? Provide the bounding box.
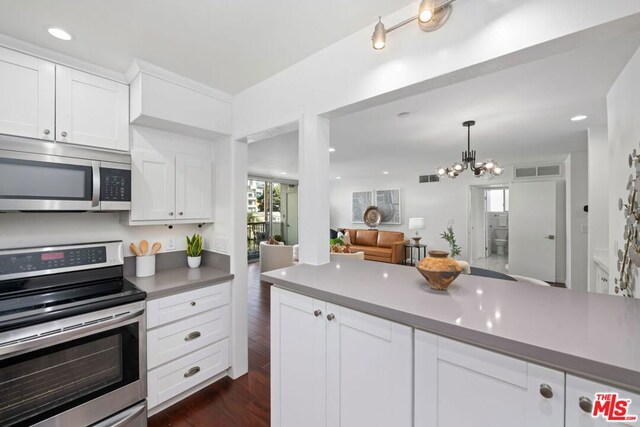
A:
[0,241,147,427]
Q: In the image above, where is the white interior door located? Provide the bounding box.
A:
[286,192,298,245]
[469,186,487,262]
[509,181,557,282]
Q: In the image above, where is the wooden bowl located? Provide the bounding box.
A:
[416,250,462,290]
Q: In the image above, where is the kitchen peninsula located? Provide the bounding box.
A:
[263,259,640,427]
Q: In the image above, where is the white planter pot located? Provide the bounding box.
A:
[187,256,201,269]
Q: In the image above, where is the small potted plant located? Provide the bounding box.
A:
[186,233,203,268]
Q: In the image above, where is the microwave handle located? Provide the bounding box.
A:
[92,161,100,208]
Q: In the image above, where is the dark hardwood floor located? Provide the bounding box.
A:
[148,262,271,427]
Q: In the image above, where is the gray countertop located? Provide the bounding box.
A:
[262,259,640,393]
[126,266,234,299]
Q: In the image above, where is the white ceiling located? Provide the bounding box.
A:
[248,131,299,180]
[0,0,413,94]
[329,34,640,179]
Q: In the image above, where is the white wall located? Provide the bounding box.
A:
[330,171,513,260]
[565,152,589,291]
[607,45,640,297]
[587,126,609,291]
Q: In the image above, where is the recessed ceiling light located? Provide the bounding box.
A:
[47,27,73,41]
[383,171,389,175]
[397,112,411,118]
[329,147,336,152]
[280,172,287,175]
[336,176,342,180]
[570,115,588,121]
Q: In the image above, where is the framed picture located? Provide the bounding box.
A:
[352,191,373,223]
[375,189,401,224]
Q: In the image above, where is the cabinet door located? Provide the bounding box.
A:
[566,374,640,426]
[0,46,54,139]
[175,154,212,220]
[56,65,129,151]
[271,287,326,427]
[326,303,412,427]
[131,151,175,220]
[415,331,564,427]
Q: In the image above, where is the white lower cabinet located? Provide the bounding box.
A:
[271,287,412,427]
[146,282,231,410]
[566,374,640,426]
[416,330,565,427]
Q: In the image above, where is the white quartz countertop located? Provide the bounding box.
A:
[262,259,640,392]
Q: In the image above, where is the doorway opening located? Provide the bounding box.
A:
[469,185,509,274]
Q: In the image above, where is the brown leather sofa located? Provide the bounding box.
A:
[343,229,408,264]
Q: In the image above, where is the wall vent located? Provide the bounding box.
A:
[514,164,562,179]
[419,174,440,183]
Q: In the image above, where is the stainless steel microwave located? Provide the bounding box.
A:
[0,135,131,212]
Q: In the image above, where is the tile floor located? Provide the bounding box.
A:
[471,254,509,274]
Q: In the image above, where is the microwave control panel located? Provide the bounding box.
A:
[100,168,131,202]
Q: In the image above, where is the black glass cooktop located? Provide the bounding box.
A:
[0,266,145,332]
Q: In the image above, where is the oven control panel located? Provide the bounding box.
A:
[0,247,107,275]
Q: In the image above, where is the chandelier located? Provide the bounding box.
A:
[437,120,503,179]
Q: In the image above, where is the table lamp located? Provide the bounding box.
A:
[408,218,425,245]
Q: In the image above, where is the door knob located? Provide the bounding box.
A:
[578,396,593,413]
[314,309,322,317]
[326,313,335,321]
[61,131,68,137]
[544,235,555,240]
[539,383,553,399]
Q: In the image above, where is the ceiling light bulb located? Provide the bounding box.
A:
[453,162,464,172]
[571,115,588,121]
[372,17,386,50]
[47,27,73,41]
[418,0,435,23]
[329,147,336,152]
[493,166,504,175]
[484,160,495,170]
[437,167,446,176]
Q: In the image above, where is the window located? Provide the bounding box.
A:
[487,188,509,212]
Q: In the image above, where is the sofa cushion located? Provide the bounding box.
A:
[350,245,392,258]
[344,229,357,245]
[355,229,378,246]
[377,231,405,248]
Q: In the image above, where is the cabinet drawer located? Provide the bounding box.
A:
[147,282,230,328]
[148,305,230,369]
[147,338,230,409]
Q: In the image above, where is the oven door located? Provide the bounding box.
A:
[0,301,146,427]
[0,150,100,211]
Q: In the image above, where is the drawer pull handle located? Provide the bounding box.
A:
[184,366,201,378]
[539,383,553,399]
[184,331,202,341]
[190,301,196,306]
[579,396,593,413]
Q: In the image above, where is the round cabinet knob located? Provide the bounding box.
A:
[326,313,335,321]
[190,301,196,306]
[539,383,553,399]
[179,212,184,216]
[579,396,593,413]
[61,131,67,137]
[43,129,50,135]
[169,212,174,216]
[313,309,322,317]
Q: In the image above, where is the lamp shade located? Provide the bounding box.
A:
[408,217,425,231]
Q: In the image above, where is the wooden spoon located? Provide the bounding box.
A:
[139,240,149,256]
[151,241,162,255]
[129,242,142,257]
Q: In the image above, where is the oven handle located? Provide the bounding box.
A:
[91,161,100,208]
[92,401,146,427]
[0,308,144,357]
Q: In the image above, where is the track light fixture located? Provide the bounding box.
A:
[371,0,455,49]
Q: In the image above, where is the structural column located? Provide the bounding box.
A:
[298,114,330,265]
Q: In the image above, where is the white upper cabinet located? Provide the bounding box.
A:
[131,151,175,221]
[415,330,565,427]
[0,46,55,140]
[175,154,213,220]
[56,65,129,151]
